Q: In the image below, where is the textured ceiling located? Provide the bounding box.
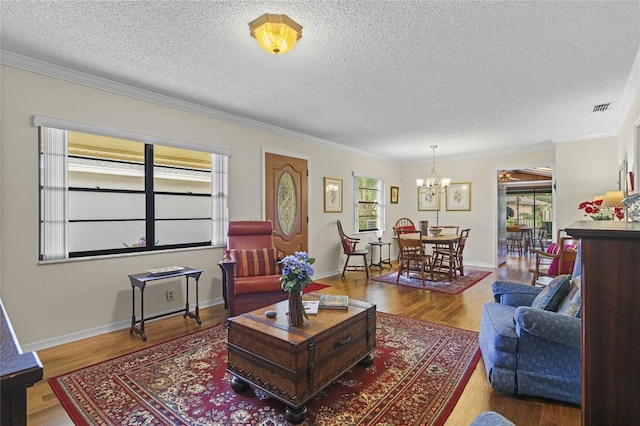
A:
[1,1,639,163]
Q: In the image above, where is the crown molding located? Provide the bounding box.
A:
[0,50,383,160]
[406,140,556,165]
[3,49,636,165]
[551,130,618,144]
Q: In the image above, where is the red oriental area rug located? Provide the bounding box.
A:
[49,313,480,425]
[303,282,330,293]
[372,270,491,295]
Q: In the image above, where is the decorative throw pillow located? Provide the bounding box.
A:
[341,238,354,254]
[558,276,582,317]
[545,243,561,275]
[232,247,279,277]
[548,243,577,275]
[531,274,571,311]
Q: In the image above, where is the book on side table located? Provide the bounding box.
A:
[319,295,349,310]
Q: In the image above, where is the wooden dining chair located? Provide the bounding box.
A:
[529,230,578,285]
[528,227,547,254]
[506,225,526,256]
[336,220,369,278]
[430,225,459,253]
[393,218,418,261]
[440,225,460,236]
[432,228,470,278]
[397,232,433,285]
[394,217,416,231]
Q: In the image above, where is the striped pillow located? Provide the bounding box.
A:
[232,248,279,277]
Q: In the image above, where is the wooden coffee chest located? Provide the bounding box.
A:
[227,295,376,423]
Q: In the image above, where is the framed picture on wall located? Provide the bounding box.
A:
[446,182,472,211]
[324,177,343,213]
[390,186,399,204]
[418,187,439,211]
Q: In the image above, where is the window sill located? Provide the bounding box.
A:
[38,244,223,265]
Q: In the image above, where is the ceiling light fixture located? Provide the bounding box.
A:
[416,145,451,196]
[249,13,302,55]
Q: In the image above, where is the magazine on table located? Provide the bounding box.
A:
[319,295,349,310]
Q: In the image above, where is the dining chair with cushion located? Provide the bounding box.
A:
[397,231,433,285]
[393,218,417,240]
[337,220,369,278]
[392,218,418,260]
[393,217,416,233]
[529,230,578,286]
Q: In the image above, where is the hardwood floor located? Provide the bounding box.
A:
[26,256,580,425]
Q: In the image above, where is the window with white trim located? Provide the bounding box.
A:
[353,173,385,233]
[37,117,229,260]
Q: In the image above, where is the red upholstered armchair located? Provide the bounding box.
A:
[218,221,287,317]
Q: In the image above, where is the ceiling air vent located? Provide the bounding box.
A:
[593,103,611,113]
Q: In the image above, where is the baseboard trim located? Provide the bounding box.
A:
[23,265,495,352]
[22,298,225,352]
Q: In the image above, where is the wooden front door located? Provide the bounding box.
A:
[265,153,308,255]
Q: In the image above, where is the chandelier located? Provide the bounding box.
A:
[249,14,303,55]
[416,145,451,196]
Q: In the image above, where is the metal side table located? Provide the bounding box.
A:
[369,241,392,269]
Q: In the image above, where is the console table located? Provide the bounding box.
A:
[1,299,43,426]
[566,221,640,425]
[128,267,202,341]
[369,240,392,269]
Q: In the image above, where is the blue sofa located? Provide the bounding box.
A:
[471,411,515,426]
[479,279,581,404]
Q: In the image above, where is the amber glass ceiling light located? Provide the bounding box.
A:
[249,14,302,55]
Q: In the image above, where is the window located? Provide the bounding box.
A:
[354,173,385,233]
[506,188,553,235]
[37,116,229,260]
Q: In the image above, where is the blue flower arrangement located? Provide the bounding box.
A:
[279,251,316,293]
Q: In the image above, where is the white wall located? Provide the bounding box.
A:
[2,63,637,348]
[556,136,619,230]
[401,150,556,268]
[0,65,405,347]
[617,83,640,192]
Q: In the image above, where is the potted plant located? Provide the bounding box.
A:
[279,252,316,327]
